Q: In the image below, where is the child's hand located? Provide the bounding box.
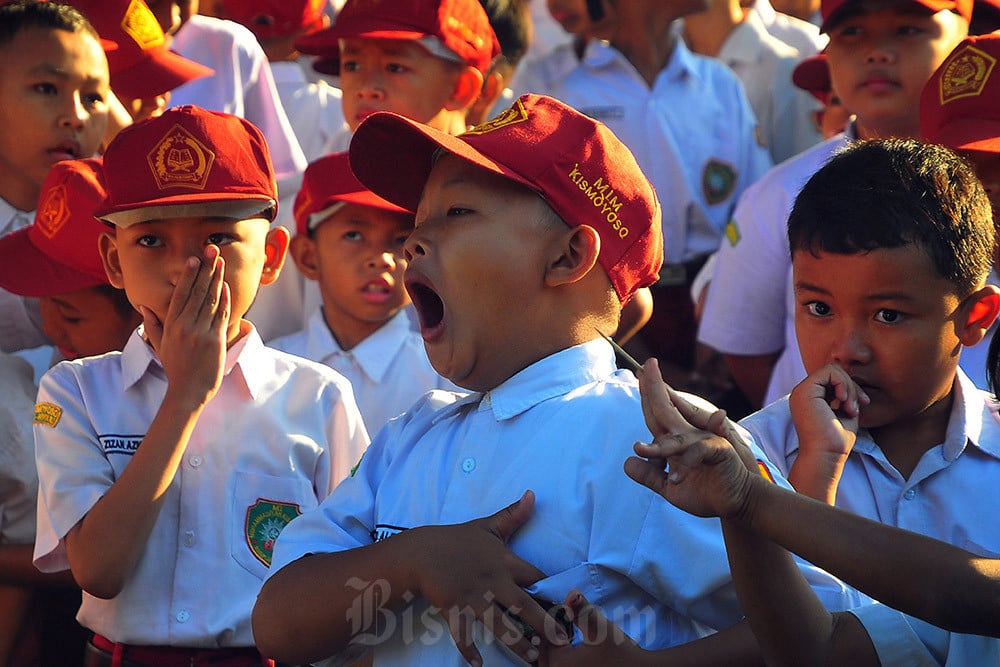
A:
[405,491,569,666]
[541,591,641,666]
[140,245,229,409]
[625,359,757,519]
[789,364,868,463]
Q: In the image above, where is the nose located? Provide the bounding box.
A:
[366,250,398,271]
[356,72,385,100]
[829,325,872,366]
[865,39,895,64]
[59,94,88,130]
[403,230,427,263]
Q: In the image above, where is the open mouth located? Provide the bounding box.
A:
[48,140,81,161]
[406,280,445,334]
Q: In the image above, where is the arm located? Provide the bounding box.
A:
[0,545,75,587]
[253,491,568,666]
[64,246,228,599]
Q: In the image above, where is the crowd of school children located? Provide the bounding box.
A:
[1,0,1000,665]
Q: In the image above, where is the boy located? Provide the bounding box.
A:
[252,94,866,666]
[271,151,456,434]
[0,1,110,356]
[31,106,369,665]
[698,0,971,409]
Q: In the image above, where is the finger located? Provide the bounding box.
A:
[638,358,692,437]
[212,280,231,334]
[138,305,163,350]
[564,591,618,646]
[486,490,535,544]
[447,606,484,667]
[165,255,202,324]
[487,601,545,664]
[624,455,670,495]
[191,246,223,323]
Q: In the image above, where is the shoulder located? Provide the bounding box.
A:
[741,133,847,200]
[268,329,308,356]
[259,345,353,394]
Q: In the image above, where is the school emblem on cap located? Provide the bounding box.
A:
[147,124,216,191]
[36,184,70,240]
[463,98,530,136]
[939,44,996,105]
[245,498,302,567]
[702,159,737,206]
[121,0,166,49]
[34,402,63,428]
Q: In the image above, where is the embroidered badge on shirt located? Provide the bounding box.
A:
[121,0,165,50]
[34,402,62,428]
[463,97,530,136]
[939,44,996,105]
[702,159,737,206]
[756,459,776,484]
[246,498,301,567]
[36,184,69,240]
[147,124,216,191]
[724,219,741,247]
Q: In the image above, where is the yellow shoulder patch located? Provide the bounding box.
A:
[724,219,741,247]
[34,402,63,428]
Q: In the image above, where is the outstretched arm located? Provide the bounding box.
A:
[253,491,570,666]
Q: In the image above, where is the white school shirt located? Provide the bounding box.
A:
[741,370,1000,666]
[711,11,824,163]
[697,128,853,406]
[0,351,38,545]
[270,61,347,163]
[270,339,869,666]
[32,325,369,647]
[513,38,773,264]
[270,308,457,435]
[751,0,827,56]
[0,199,46,353]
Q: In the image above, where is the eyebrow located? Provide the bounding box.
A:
[30,62,107,85]
[49,296,81,312]
[795,281,919,302]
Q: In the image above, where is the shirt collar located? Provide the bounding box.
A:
[121,321,264,398]
[717,12,771,67]
[480,339,618,421]
[341,309,413,384]
[0,197,33,236]
[270,60,308,85]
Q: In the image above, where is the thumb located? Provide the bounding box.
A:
[486,490,535,543]
[564,591,617,646]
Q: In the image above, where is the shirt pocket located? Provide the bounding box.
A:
[231,471,315,580]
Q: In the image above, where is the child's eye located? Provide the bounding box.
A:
[341,60,359,73]
[386,63,408,74]
[394,234,410,247]
[447,207,472,216]
[875,309,902,324]
[206,233,235,246]
[898,25,924,35]
[805,301,831,317]
[343,230,363,242]
[33,82,57,95]
[833,24,862,37]
[137,235,162,247]
[83,92,106,107]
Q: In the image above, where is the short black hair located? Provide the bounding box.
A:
[0,1,99,48]
[479,0,531,75]
[787,138,994,297]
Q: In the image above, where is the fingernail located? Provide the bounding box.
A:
[187,257,199,268]
[526,648,539,661]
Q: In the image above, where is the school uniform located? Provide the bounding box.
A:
[742,369,1000,665]
[707,11,824,163]
[270,339,869,666]
[271,308,457,435]
[697,126,855,406]
[0,199,46,353]
[751,0,828,55]
[270,61,347,164]
[33,325,369,648]
[0,351,38,546]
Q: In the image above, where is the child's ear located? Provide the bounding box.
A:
[545,224,601,288]
[288,233,320,280]
[98,231,125,289]
[260,225,291,286]
[445,66,485,111]
[959,285,1000,346]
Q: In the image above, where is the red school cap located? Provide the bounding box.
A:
[68,0,213,101]
[221,0,328,40]
[820,0,973,32]
[792,53,832,102]
[0,158,111,298]
[920,33,1000,153]
[348,94,663,304]
[293,151,411,236]
[96,105,279,227]
[295,0,501,76]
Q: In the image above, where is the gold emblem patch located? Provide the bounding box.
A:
[724,219,741,247]
[939,44,996,105]
[147,124,216,191]
[121,0,165,50]
[36,184,69,240]
[463,98,530,136]
[34,402,63,428]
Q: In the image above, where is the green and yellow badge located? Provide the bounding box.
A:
[246,498,301,567]
[702,159,737,206]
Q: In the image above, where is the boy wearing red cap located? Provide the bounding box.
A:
[31,105,369,667]
[253,95,866,667]
[271,151,455,434]
[0,1,110,355]
[699,0,971,410]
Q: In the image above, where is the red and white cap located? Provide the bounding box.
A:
[294,151,411,236]
[921,33,1000,153]
[0,158,111,297]
[68,0,213,100]
[820,0,973,32]
[97,105,278,227]
[295,0,500,75]
[221,0,328,40]
[349,94,663,304]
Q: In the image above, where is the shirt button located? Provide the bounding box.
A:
[903,489,916,500]
[176,610,190,623]
[189,455,202,468]
[183,531,195,547]
[461,457,476,473]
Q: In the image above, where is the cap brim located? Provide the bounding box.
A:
[931,119,1000,153]
[99,197,277,228]
[110,49,214,100]
[349,112,537,213]
[0,227,109,297]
